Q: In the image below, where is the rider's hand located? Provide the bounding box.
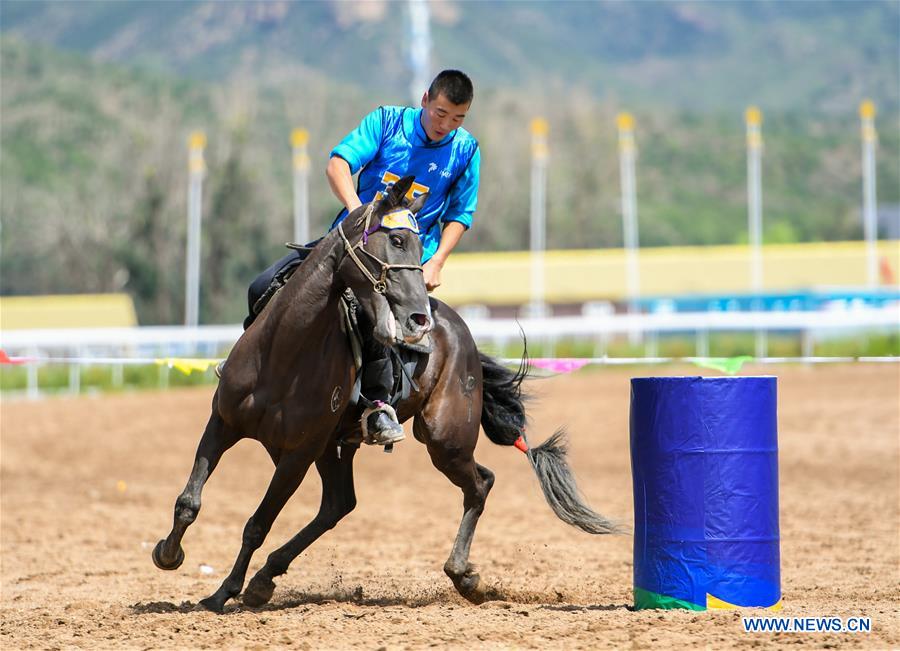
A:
[423,258,444,292]
[346,196,363,213]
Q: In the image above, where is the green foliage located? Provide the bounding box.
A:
[2,2,896,113]
[201,129,274,323]
[816,331,900,357]
[0,363,216,393]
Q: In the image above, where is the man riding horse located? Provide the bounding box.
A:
[154,73,618,611]
[240,69,480,447]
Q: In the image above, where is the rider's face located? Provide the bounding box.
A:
[420,92,470,141]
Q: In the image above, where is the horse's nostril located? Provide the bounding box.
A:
[411,313,428,327]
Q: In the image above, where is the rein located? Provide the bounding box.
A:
[337,204,423,294]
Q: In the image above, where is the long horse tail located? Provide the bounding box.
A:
[479,351,621,535]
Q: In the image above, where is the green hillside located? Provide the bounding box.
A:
[1,31,898,324]
[1,0,897,113]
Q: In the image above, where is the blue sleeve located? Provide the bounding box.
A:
[442,147,480,229]
[330,108,384,174]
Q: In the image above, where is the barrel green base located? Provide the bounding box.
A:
[634,587,705,611]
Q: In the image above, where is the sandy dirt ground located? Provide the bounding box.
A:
[2,363,898,650]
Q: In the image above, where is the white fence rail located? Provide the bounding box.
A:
[1,306,897,399]
[1,325,243,350]
[2,305,896,357]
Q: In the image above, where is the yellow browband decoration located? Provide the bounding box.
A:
[381,208,419,233]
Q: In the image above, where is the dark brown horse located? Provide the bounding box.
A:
[152,176,617,613]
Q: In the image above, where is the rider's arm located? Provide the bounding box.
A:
[430,222,467,267]
[328,107,385,211]
[438,146,480,252]
[326,157,363,213]
[422,221,467,291]
[423,147,480,290]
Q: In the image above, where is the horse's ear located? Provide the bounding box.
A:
[407,191,429,215]
[380,175,415,210]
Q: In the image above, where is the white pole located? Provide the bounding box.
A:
[529,118,549,318]
[185,131,206,328]
[617,113,640,315]
[26,347,39,400]
[68,346,80,395]
[745,107,766,358]
[617,113,641,345]
[860,100,879,288]
[291,128,310,244]
[407,0,431,105]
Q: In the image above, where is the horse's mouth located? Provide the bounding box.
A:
[399,311,434,344]
[375,311,432,347]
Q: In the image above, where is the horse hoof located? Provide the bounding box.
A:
[198,596,225,614]
[457,572,486,605]
[462,584,486,605]
[243,575,276,608]
[152,540,184,571]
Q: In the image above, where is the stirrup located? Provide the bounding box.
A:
[214,360,225,378]
[360,402,404,446]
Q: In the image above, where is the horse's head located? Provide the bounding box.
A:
[337,175,433,348]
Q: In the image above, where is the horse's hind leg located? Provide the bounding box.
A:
[244,442,358,607]
[153,411,238,571]
[443,461,495,604]
[417,418,495,604]
[198,445,316,614]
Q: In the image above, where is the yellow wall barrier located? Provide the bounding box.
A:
[1,242,897,329]
[434,241,900,306]
[0,293,138,330]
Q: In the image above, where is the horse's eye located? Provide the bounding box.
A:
[390,235,404,249]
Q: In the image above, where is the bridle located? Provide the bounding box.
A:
[337,204,424,294]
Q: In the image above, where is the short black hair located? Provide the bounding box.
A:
[427,70,474,106]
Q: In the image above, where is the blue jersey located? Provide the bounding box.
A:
[330,106,480,263]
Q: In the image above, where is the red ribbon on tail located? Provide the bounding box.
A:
[513,434,529,454]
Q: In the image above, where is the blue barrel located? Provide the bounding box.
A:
[630,376,781,610]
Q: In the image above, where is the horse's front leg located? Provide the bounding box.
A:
[415,415,495,604]
[198,443,317,613]
[243,441,359,607]
[153,409,239,571]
